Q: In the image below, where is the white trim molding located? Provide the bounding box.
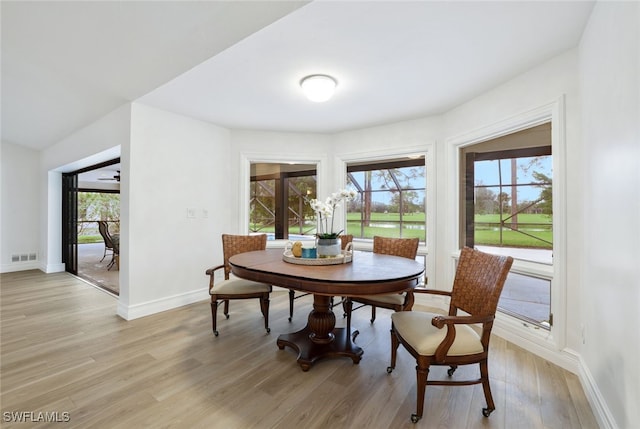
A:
[445,96,568,358]
[1,262,42,273]
[577,353,619,429]
[116,288,208,321]
[239,151,328,236]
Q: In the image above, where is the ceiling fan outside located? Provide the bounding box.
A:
[98,170,120,182]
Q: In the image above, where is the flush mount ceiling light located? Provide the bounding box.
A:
[300,74,337,102]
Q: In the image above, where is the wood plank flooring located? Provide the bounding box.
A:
[1,270,599,428]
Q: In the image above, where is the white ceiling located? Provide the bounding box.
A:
[1,0,308,150]
[2,1,595,151]
[78,163,121,189]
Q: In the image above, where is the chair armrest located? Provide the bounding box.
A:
[413,287,452,297]
[430,314,495,363]
[205,264,225,276]
[206,264,226,290]
[431,314,494,329]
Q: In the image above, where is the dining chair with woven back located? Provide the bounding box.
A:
[387,246,513,423]
[344,236,420,326]
[287,234,353,321]
[205,234,272,336]
[97,221,115,262]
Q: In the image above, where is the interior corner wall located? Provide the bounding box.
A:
[123,103,232,319]
[40,104,132,273]
[579,2,640,428]
[1,142,40,272]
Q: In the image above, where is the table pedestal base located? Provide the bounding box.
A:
[277,294,362,371]
[277,326,363,371]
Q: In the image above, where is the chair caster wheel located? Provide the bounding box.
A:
[386,366,394,374]
[410,414,421,423]
[214,330,219,337]
[288,317,292,322]
[482,407,494,417]
[225,314,230,319]
[266,328,271,334]
[447,367,457,376]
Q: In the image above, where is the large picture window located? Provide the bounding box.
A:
[249,163,316,240]
[346,157,426,242]
[460,123,553,329]
[464,147,552,251]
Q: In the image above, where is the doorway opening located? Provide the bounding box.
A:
[62,158,120,295]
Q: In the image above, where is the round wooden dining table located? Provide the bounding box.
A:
[229,248,425,371]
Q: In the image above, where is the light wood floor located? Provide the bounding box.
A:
[1,270,598,428]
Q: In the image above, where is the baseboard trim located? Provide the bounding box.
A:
[44,262,66,273]
[116,288,209,321]
[492,322,580,374]
[0,262,62,273]
[493,321,619,428]
[577,354,619,429]
[1,262,42,273]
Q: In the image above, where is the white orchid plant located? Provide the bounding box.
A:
[307,189,357,239]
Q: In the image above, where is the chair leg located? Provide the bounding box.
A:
[342,298,359,341]
[370,305,376,324]
[223,300,230,319]
[480,360,495,417]
[344,298,354,340]
[387,325,400,373]
[107,254,116,270]
[288,289,295,322]
[260,294,271,334]
[412,365,429,423]
[210,298,219,337]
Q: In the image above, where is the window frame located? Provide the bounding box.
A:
[336,144,436,285]
[346,157,427,242]
[240,152,328,244]
[250,165,317,240]
[463,145,553,250]
[446,97,567,354]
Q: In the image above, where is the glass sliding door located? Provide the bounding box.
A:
[62,172,79,274]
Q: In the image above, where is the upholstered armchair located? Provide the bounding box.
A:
[387,247,513,423]
[206,234,272,336]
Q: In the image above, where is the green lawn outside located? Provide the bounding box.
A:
[474,213,552,248]
[474,213,552,225]
[346,212,426,222]
[345,222,425,240]
[474,230,552,248]
[78,235,103,244]
[253,211,552,248]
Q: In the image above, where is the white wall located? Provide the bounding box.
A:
[121,103,233,319]
[1,142,40,272]
[579,2,639,428]
[39,104,131,273]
